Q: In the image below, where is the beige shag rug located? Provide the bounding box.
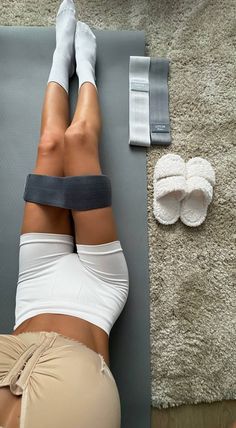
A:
[0,0,235,409]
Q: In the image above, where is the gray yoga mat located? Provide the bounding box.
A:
[0,26,151,427]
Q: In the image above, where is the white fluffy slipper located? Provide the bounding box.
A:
[180,157,215,227]
[153,153,186,225]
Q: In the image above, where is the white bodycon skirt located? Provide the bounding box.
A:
[14,232,130,336]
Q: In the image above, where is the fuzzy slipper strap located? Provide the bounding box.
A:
[154,175,186,201]
[185,176,213,205]
[186,157,215,186]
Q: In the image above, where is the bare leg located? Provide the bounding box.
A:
[20,82,74,236]
[64,82,119,245]
[70,82,101,131]
[40,82,70,139]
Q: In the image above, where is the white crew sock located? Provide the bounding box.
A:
[47,0,76,94]
[75,21,97,91]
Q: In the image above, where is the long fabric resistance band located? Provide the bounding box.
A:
[149,58,171,145]
[129,56,151,147]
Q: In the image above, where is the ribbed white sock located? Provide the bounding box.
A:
[75,21,97,91]
[47,0,76,94]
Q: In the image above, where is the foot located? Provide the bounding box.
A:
[55,0,77,78]
[47,0,77,93]
[75,21,97,90]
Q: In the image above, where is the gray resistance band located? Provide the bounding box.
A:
[23,173,112,211]
[129,56,151,147]
[149,58,171,145]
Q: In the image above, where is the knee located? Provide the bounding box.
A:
[64,120,99,148]
[38,131,64,156]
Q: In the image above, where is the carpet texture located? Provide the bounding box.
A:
[0,0,235,409]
